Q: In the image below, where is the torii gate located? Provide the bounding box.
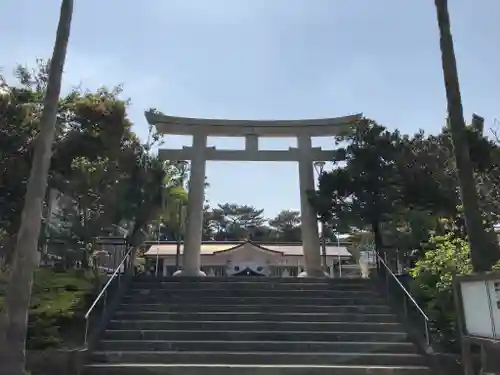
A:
[146,110,362,277]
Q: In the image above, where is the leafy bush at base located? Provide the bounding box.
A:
[0,269,97,349]
[409,231,500,352]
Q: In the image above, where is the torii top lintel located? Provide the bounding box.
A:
[145,111,363,137]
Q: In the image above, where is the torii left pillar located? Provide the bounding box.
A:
[173,133,207,276]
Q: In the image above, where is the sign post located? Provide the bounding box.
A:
[454,272,500,374]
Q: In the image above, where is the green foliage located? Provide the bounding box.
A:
[310,115,500,269]
[1,60,187,267]
[199,205,306,242]
[0,72,46,263]
[410,230,500,351]
[311,118,405,253]
[268,210,302,242]
[0,269,96,349]
[209,203,266,241]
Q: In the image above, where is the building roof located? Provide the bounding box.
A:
[144,241,351,258]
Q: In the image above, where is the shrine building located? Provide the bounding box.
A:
[143,240,352,277]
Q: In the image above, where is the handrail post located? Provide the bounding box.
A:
[403,294,408,317]
[84,317,89,346]
[424,318,430,347]
[385,265,390,291]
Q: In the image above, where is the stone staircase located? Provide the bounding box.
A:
[84,277,432,375]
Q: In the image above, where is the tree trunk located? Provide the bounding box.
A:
[434,0,499,272]
[0,1,73,374]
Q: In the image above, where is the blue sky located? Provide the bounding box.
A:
[1,0,499,220]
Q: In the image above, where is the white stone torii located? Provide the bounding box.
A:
[146,111,362,277]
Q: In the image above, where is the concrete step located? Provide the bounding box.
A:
[133,276,371,284]
[126,289,380,298]
[84,363,432,375]
[97,340,419,354]
[130,281,374,291]
[90,351,427,367]
[107,320,403,332]
[118,303,393,314]
[103,330,409,342]
[113,311,399,323]
[120,295,386,306]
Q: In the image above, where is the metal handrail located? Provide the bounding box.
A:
[375,252,431,346]
[83,246,134,345]
[376,253,429,320]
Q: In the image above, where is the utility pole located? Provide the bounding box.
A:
[313,161,328,273]
[321,222,327,271]
[175,200,183,269]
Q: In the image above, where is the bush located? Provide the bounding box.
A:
[409,232,470,352]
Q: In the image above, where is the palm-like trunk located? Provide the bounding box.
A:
[0,1,73,374]
[434,0,498,272]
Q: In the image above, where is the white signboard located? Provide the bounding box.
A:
[461,279,500,339]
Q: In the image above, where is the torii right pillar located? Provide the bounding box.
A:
[297,135,325,278]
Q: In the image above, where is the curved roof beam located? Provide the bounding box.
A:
[145,111,363,137]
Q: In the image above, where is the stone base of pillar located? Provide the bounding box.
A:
[173,269,207,277]
[298,270,329,278]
